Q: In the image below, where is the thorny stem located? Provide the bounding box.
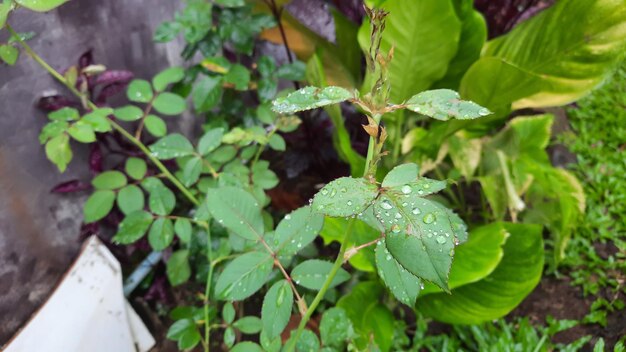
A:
[344,233,385,262]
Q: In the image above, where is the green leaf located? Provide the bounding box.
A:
[233,316,262,334]
[39,121,68,144]
[67,121,96,143]
[461,0,626,111]
[215,0,245,7]
[181,156,202,187]
[271,206,324,256]
[261,280,293,339]
[127,79,154,103]
[112,210,154,244]
[222,302,236,324]
[153,92,186,116]
[167,318,201,349]
[416,223,544,324]
[256,103,276,124]
[154,21,182,43]
[361,304,394,352]
[405,89,491,120]
[0,44,18,65]
[144,115,167,137]
[116,185,145,215]
[48,107,79,121]
[113,105,143,121]
[0,0,12,29]
[83,190,115,223]
[285,329,320,352]
[357,0,461,102]
[224,64,250,91]
[15,0,68,11]
[206,187,264,241]
[215,251,273,300]
[268,134,286,151]
[150,133,195,159]
[192,76,223,112]
[231,342,263,352]
[271,86,353,114]
[448,132,482,179]
[148,217,175,250]
[320,308,353,348]
[174,218,192,243]
[251,160,278,190]
[375,238,422,306]
[167,250,191,286]
[224,327,236,348]
[153,67,185,91]
[148,184,176,216]
[81,109,112,132]
[92,171,127,190]
[197,128,224,155]
[276,61,306,81]
[125,157,147,180]
[312,177,379,217]
[291,259,349,291]
[45,134,72,172]
[380,163,419,188]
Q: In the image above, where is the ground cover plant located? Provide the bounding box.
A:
[2,0,626,350]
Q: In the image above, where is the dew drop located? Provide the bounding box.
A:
[347,200,353,206]
[391,224,401,233]
[381,200,393,210]
[423,213,436,224]
[412,207,421,215]
[401,185,412,194]
[285,214,291,220]
[321,189,329,196]
[330,189,337,197]
[436,235,446,244]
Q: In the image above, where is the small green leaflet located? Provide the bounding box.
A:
[232,316,262,334]
[113,105,143,121]
[125,157,147,180]
[83,190,115,223]
[215,251,273,300]
[222,302,236,324]
[153,92,186,116]
[320,307,353,348]
[45,134,72,172]
[166,318,201,350]
[181,156,202,187]
[48,107,79,121]
[153,66,184,92]
[145,115,167,137]
[174,218,192,243]
[81,109,112,132]
[167,250,191,286]
[92,170,127,190]
[193,76,223,113]
[261,280,293,339]
[312,177,379,217]
[0,44,18,65]
[148,184,176,216]
[149,133,195,159]
[375,238,422,306]
[206,187,264,241]
[127,79,154,103]
[197,127,224,155]
[291,259,350,291]
[224,64,250,91]
[148,217,175,250]
[116,185,145,215]
[15,0,68,12]
[113,210,154,244]
[272,86,353,114]
[269,206,324,256]
[405,89,491,121]
[284,329,320,352]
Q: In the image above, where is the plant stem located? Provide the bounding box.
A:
[203,226,214,352]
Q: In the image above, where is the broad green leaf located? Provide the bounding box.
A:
[320,216,378,272]
[224,64,250,90]
[197,128,224,155]
[271,206,324,256]
[261,280,293,339]
[291,259,349,291]
[320,308,353,348]
[361,304,394,352]
[148,217,175,250]
[215,251,273,300]
[206,187,264,241]
[116,185,145,215]
[150,133,195,159]
[144,114,167,137]
[231,342,263,352]
[81,109,112,132]
[0,0,12,28]
[83,190,115,223]
[39,121,68,144]
[48,107,79,121]
[357,0,461,102]
[92,170,127,190]
[153,67,185,91]
[167,250,191,286]
[113,105,143,122]
[268,134,286,151]
[174,218,192,243]
[127,79,153,103]
[312,177,378,217]
[271,86,353,114]
[233,316,262,334]
[461,0,626,111]
[15,0,68,12]
[0,44,18,65]
[222,302,236,324]
[285,329,320,352]
[420,222,508,295]
[182,156,202,187]
[192,76,223,112]
[67,121,96,143]
[416,223,544,324]
[125,157,147,180]
[375,238,422,306]
[45,134,72,172]
[251,160,278,190]
[148,184,176,216]
[405,89,491,120]
[153,92,186,116]
[113,210,154,244]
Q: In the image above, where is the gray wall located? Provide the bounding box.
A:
[0,0,183,344]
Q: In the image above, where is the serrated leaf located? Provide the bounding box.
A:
[182,156,202,187]
[380,163,419,188]
[113,105,143,122]
[153,67,185,91]
[312,177,378,217]
[405,89,491,121]
[127,79,154,103]
[375,238,422,306]
[39,121,68,144]
[261,280,293,339]
[271,206,324,256]
[48,107,79,121]
[144,114,167,137]
[206,187,264,241]
[15,0,68,11]
[233,316,262,334]
[197,128,224,155]
[215,251,273,300]
[113,210,153,244]
[271,86,353,114]
[291,259,349,291]
[81,109,112,132]
[125,157,147,180]
[116,185,145,215]
[45,133,72,172]
[153,92,186,116]
[150,133,195,159]
[83,190,115,223]
[92,170,127,190]
[193,76,223,112]
[320,307,353,348]
[148,184,176,216]
[174,218,192,243]
[148,217,175,250]
[167,249,191,286]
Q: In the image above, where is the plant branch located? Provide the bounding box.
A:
[343,233,385,262]
[263,0,300,90]
[134,97,155,139]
